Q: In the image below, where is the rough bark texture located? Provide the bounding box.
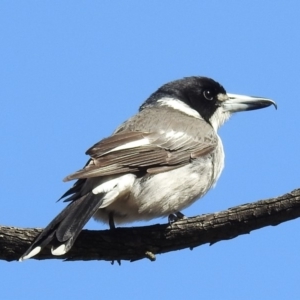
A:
[1,188,300,263]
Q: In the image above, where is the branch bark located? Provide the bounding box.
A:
[1,188,300,263]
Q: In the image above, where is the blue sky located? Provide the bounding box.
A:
[1,1,300,299]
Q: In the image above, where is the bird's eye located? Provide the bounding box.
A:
[203,90,214,101]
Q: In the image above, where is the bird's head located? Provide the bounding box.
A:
[141,76,276,131]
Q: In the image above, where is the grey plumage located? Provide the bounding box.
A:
[65,108,217,180]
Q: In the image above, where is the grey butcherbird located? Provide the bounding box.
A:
[20,76,276,261]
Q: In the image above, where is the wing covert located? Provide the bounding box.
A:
[63,109,218,181]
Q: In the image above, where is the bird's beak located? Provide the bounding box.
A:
[220,93,277,113]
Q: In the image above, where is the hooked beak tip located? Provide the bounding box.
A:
[223,93,277,113]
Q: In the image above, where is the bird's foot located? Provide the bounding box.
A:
[168,211,186,224]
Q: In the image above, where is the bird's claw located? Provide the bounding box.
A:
[168,211,186,224]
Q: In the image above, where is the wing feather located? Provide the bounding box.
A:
[64,111,218,182]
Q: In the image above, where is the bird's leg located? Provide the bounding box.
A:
[108,212,121,265]
[109,212,116,230]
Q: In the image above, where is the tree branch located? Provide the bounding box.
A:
[1,188,300,263]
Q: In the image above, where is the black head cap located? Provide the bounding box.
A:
[140,76,227,121]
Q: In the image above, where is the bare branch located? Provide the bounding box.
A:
[1,188,300,263]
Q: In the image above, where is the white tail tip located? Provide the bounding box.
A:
[51,244,67,256]
[19,246,42,262]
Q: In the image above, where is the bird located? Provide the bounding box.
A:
[19,76,276,261]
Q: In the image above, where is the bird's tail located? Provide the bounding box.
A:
[19,192,104,261]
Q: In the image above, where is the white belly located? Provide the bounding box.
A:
[93,139,225,225]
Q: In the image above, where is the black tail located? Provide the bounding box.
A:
[19,192,104,261]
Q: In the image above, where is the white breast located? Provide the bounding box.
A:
[93,135,225,225]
